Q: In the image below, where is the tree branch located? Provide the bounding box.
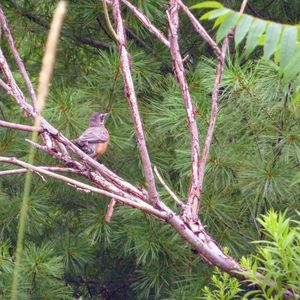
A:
[176,0,221,57]
[167,0,201,216]
[0,156,167,220]
[112,0,159,204]
[0,166,79,176]
[154,166,184,207]
[0,120,41,132]
[120,0,170,48]
[198,0,249,208]
[0,6,38,110]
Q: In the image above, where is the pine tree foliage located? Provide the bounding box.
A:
[0,0,299,298]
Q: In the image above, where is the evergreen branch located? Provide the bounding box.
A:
[119,0,170,48]
[112,0,159,204]
[0,7,38,111]
[0,120,41,132]
[154,166,184,207]
[176,0,221,57]
[0,166,80,176]
[167,0,201,216]
[0,156,168,220]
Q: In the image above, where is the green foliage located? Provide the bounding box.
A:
[191,1,300,71]
[203,210,300,299]
[201,269,242,299]
[245,210,300,299]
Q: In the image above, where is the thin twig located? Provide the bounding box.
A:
[0,7,38,110]
[120,0,170,48]
[0,166,80,176]
[0,120,41,132]
[0,156,167,220]
[101,0,118,41]
[154,166,183,206]
[197,0,249,211]
[105,198,117,222]
[176,0,221,57]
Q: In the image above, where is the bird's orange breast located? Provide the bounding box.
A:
[96,139,109,156]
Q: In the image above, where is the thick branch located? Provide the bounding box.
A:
[112,0,159,204]
[167,0,201,216]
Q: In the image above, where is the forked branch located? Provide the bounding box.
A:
[167,0,201,216]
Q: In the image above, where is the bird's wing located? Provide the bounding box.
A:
[77,127,109,143]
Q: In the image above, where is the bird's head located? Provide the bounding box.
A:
[89,112,109,126]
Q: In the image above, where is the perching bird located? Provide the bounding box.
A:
[72,112,109,158]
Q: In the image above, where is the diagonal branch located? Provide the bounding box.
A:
[112,0,159,204]
[176,0,221,57]
[167,0,201,216]
[0,156,167,220]
[0,6,38,110]
[120,0,170,48]
[198,0,249,209]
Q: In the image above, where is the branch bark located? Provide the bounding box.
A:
[167,0,201,216]
[112,0,159,204]
[0,6,38,110]
[0,156,167,220]
[0,166,79,176]
[120,0,170,48]
[176,0,221,57]
[0,120,41,132]
[198,0,249,207]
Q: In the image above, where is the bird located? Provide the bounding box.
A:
[72,112,109,158]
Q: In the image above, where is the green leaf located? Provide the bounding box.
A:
[213,13,231,29]
[263,23,282,60]
[190,1,224,10]
[282,48,300,84]
[200,8,230,20]
[245,19,267,56]
[280,26,297,67]
[216,13,240,43]
[235,14,253,47]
